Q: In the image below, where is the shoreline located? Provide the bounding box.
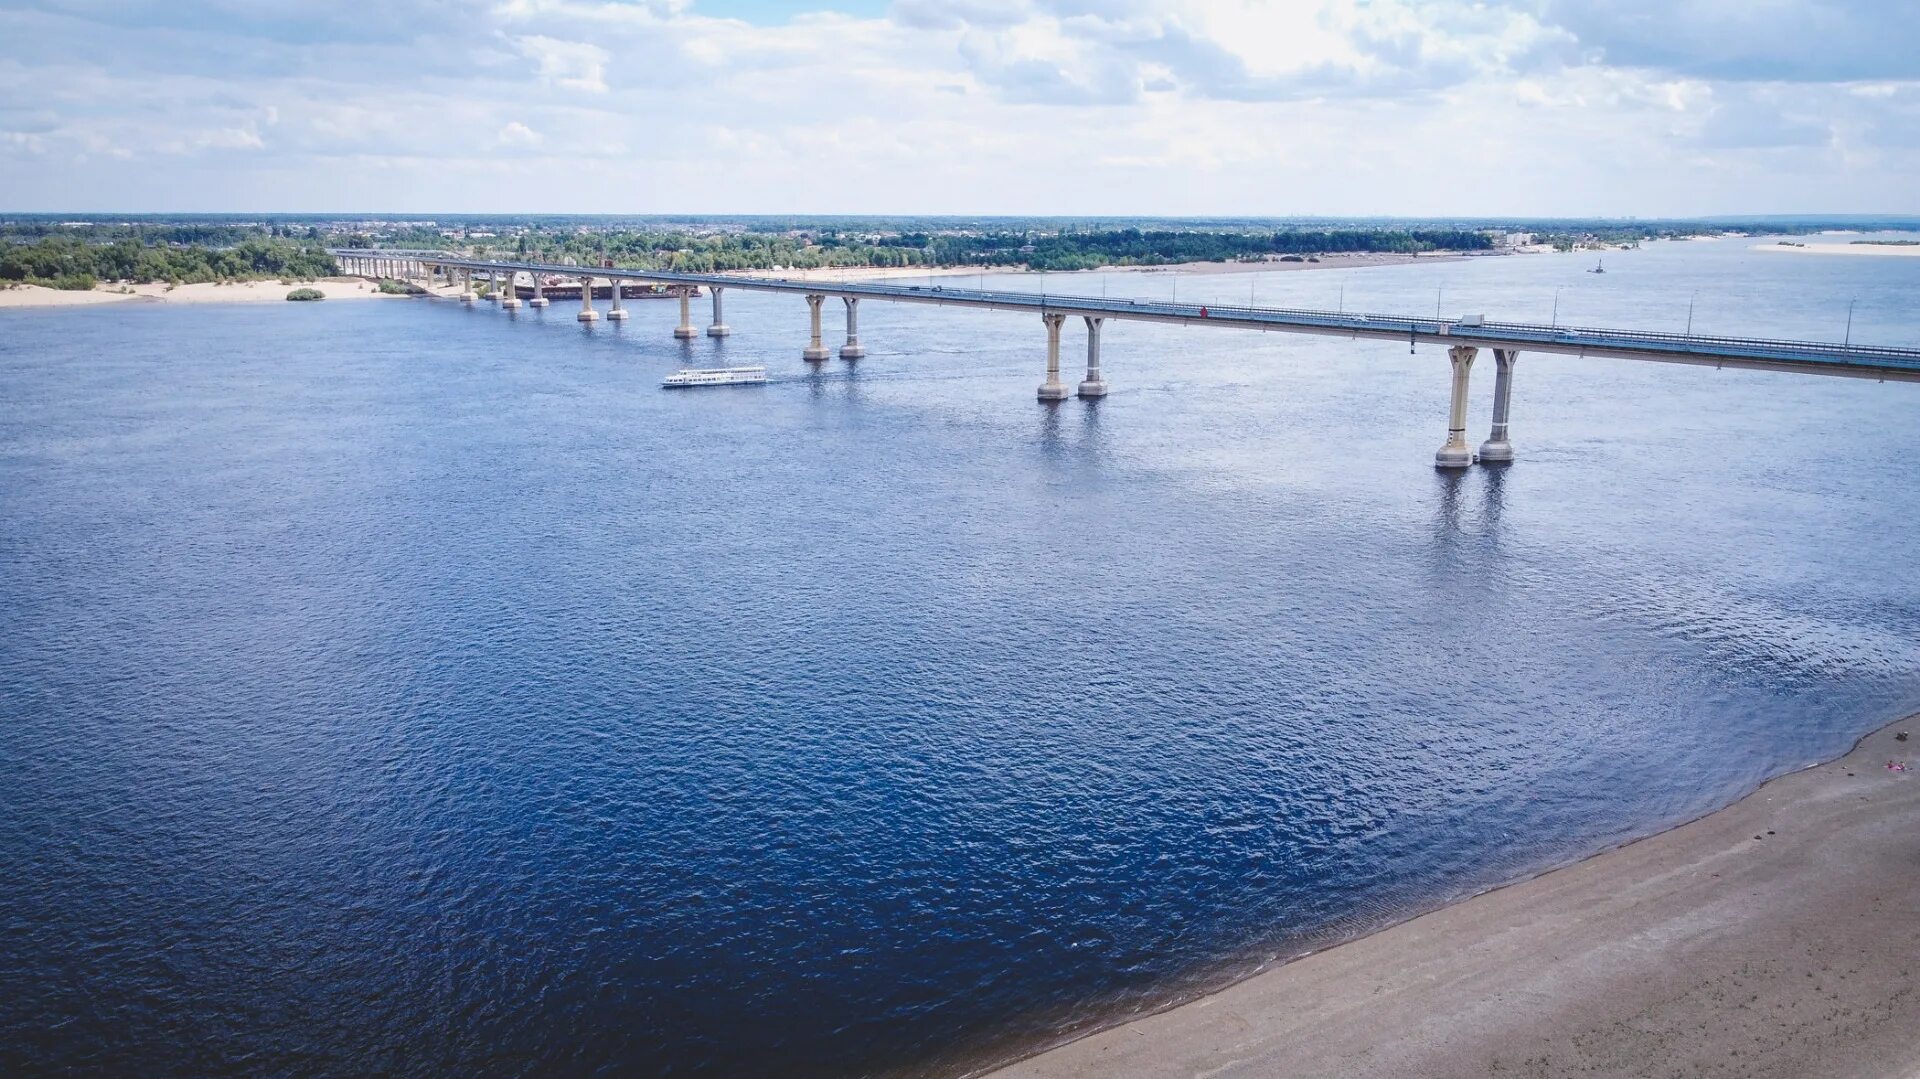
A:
[989,710,1920,1078]
[0,278,406,310]
[1757,242,1920,258]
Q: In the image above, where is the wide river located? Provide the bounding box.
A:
[3,236,1918,1076]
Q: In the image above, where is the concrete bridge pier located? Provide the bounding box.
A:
[1038,312,1070,400]
[607,281,628,321]
[1435,345,1478,468]
[577,276,599,321]
[840,297,865,359]
[707,287,729,336]
[804,294,831,361]
[674,288,699,339]
[461,269,474,303]
[1078,316,1109,398]
[529,277,549,308]
[499,271,521,310]
[1479,348,1518,463]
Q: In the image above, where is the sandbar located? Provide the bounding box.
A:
[993,713,1920,1079]
[0,278,409,310]
[1756,242,1920,258]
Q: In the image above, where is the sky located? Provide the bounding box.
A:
[1,0,1915,216]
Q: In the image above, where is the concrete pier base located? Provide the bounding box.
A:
[673,288,698,339]
[1079,317,1107,398]
[804,294,830,361]
[529,297,549,308]
[706,324,730,337]
[1038,312,1069,400]
[607,309,628,321]
[500,295,521,310]
[840,297,865,358]
[1434,344,1478,469]
[708,288,729,337]
[1478,348,1519,464]
[577,276,598,321]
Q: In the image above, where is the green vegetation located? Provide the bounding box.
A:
[285,287,325,301]
[484,225,1495,273]
[0,233,334,286]
[1852,239,1920,246]
[375,279,423,295]
[5,213,1914,288]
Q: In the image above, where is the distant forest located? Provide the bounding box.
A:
[0,226,335,289]
[0,223,1490,285]
[1,212,1884,287]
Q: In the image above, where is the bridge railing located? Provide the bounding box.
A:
[330,252,1920,369]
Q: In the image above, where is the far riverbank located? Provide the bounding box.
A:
[729,249,1491,285]
[2,250,1508,309]
[991,711,1920,1079]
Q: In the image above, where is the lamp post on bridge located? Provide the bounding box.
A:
[1846,298,1856,346]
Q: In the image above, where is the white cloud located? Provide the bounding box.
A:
[514,34,610,93]
[496,120,543,147]
[0,0,1913,213]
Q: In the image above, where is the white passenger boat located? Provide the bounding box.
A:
[662,366,767,388]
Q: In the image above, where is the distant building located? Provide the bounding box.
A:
[1494,232,1535,249]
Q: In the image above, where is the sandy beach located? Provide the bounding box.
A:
[0,278,407,310]
[994,714,1920,1079]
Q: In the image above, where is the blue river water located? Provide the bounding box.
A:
[2,236,1919,1076]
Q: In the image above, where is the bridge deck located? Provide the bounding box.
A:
[334,252,1920,383]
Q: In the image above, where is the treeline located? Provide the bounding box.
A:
[0,236,338,287]
[918,228,1493,271]
[0,221,1503,290]
[513,231,929,273]
[498,226,1494,274]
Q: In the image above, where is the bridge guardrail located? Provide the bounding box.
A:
[330,251,1920,371]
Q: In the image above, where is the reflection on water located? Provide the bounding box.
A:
[1,239,1918,1076]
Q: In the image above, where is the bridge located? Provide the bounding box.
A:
[332,250,1920,468]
